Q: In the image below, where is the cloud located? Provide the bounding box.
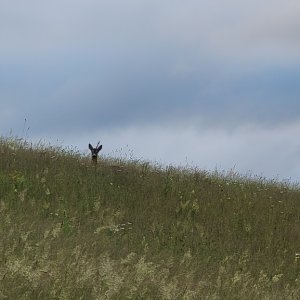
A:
[0,0,160,57]
[1,0,300,181]
[156,0,300,63]
[1,53,300,141]
[1,0,300,61]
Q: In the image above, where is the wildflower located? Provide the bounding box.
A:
[272,274,283,283]
[45,188,51,195]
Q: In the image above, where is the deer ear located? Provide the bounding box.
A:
[89,144,93,151]
[97,145,102,153]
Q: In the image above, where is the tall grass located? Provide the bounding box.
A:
[1,136,300,299]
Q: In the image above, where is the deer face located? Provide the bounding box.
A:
[89,142,102,163]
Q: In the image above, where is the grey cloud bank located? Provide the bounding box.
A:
[1,0,300,181]
[2,58,299,133]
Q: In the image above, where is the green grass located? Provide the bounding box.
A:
[1,136,300,299]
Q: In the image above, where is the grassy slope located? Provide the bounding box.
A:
[1,137,300,299]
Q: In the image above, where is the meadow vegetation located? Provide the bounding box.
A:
[1,137,300,299]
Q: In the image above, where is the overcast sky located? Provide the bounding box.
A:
[1,0,300,181]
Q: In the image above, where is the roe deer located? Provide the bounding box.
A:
[89,142,102,164]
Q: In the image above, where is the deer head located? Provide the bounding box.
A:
[89,142,103,164]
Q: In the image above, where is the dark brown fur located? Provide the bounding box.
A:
[89,142,102,164]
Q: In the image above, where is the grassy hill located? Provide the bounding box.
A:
[1,137,300,299]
